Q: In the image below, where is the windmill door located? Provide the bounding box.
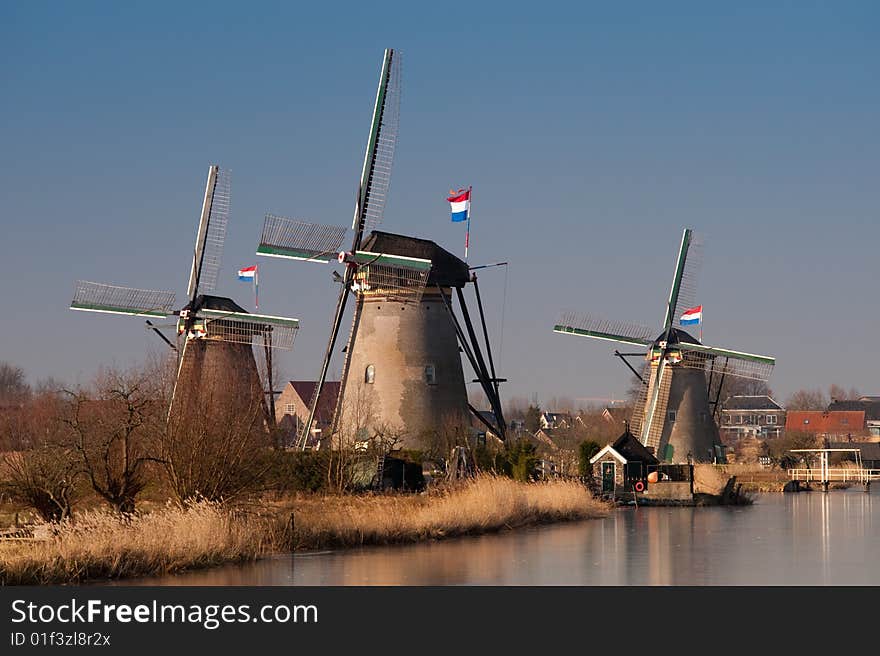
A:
[601,462,615,493]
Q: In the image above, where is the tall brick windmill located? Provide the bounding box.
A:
[256,49,506,450]
[70,165,300,426]
[554,228,775,463]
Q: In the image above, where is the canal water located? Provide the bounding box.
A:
[123,488,879,586]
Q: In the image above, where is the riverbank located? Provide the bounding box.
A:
[0,476,610,585]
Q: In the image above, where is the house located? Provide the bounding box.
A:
[589,429,660,496]
[720,395,786,440]
[784,410,867,439]
[827,440,880,469]
[540,412,573,430]
[827,399,880,437]
[275,381,341,447]
[532,428,561,451]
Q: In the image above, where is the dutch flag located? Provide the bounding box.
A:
[679,305,702,325]
[447,188,470,223]
[238,265,257,281]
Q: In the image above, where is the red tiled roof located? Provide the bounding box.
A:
[784,410,865,434]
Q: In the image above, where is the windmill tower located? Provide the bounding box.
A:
[70,165,300,427]
[256,49,506,451]
[553,228,775,463]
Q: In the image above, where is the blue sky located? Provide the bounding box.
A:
[1,2,878,406]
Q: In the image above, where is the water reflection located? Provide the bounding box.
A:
[118,489,879,586]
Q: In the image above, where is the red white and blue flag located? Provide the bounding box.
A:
[447,188,470,223]
[237,265,257,281]
[238,265,259,308]
[679,305,702,325]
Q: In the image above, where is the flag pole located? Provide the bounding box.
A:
[700,306,703,343]
[255,265,259,310]
[464,185,472,262]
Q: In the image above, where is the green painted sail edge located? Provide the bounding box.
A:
[353,251,431,271]
[663,229,691,330]
[553,325,651,346]
[677,342,775,365]
[201,309,300,328]
[70,302,168,318]
[353,49,392,232]
[257,244,332,262]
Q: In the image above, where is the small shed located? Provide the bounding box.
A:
[590,429,660,495]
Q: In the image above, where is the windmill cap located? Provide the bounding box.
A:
[361,230,470,288]
[653,327,700,347]
[184,294,249,314]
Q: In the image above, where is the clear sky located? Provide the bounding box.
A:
[1,2,877,406]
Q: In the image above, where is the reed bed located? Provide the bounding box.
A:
[288,475,610,549]
[0,476,608,585]
[0,501,279,585]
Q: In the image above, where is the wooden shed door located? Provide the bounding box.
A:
[601,462,615,493]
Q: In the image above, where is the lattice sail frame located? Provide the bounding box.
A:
[195,168,231,295]
[670,232,703,329]
[197,309,299,350]
[257,215,348,262]
[70,281,176,318]
[554,311,654,346]
[357,49,402,232]
[675,347,775,382]
[351,251,430,302]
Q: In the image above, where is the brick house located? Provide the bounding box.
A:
[720,395,785,440]
[275,381,341,447]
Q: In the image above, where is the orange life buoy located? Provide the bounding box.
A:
[634,480,645,492]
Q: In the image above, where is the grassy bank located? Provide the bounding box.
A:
[0,476,609,585]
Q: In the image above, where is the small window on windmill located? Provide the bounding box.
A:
[365,364,375,384]
[767,415,776,425]
[668,410,676,422]
[425,364,437,385]
[284,403,295,415]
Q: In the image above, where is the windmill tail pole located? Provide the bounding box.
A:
[472,275,503,419]
[300,275,351,450]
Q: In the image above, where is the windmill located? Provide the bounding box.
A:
[70,165,300,427]
[256,48,506,451]
[553,228,775,463]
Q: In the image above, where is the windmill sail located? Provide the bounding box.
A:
[663,229,703,331]
[553,312,653,347]
[200,309,299,349]
[299,48,402,448]
[676,342,775,381]
[70,281,176,318]
[187,166,231,301]
[257,215,348,262]
[352,48,401,241]
[350,251,431,300]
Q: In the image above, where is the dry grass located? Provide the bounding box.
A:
[287,475,609,550]
[0,501,279,585]
[1,476,608,585]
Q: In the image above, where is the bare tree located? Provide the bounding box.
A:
[62,365,164,513]
[161,388,274,503]
[0,393,78,522]
[0,362,31,406]
[786,388,829,411]
[828,384,860,403]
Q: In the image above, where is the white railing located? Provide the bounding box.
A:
[788,468,880,483]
